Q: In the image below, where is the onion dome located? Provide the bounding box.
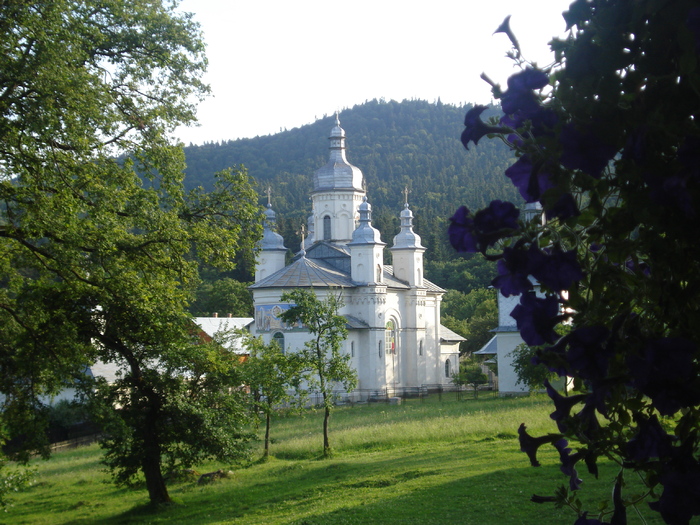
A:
[312,115,364,192]
[392,203,425,250]
[350,197,384,245]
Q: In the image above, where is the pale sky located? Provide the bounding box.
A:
[175,0,573,146]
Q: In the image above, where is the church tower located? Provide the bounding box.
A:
[389,193,425,287]
[348,197,386,283]
[254,200,288,283]
[311,116,365,244]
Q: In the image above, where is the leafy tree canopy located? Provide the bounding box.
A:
[0,0,261,504]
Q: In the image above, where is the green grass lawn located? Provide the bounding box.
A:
[3,394,672,524]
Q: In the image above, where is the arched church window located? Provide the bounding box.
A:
[351,341,355,358]
[445,359,451,378]
[323,215,331,240]
[385,320,397,355]
[378,341,382,358]
[419,340,423,356]
[376,264,382,283]
[273,332,285,354]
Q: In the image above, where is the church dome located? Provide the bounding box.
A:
[392,203,425,250]
[313,116,364,193]
[260,204,286,251]
[349,198,383,245]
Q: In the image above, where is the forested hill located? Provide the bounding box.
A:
[183,98,518,265]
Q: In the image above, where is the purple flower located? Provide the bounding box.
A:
[510,292,560,346]
[627,337,700,416]
[447,206,478,252]
[555,439,584,490]
[505,155,556,203]
[448,201,520,254]
[529,247,584,293]
[493,15,521,55]
[492,246,533,297]
[461,105,508,150]
[559,122,617,178]
[501,68,549,117]
[518,423,560,467]
[545,379,587,433]
[649,454,700,524]
[626,414,675,463]
[555,326,612,381]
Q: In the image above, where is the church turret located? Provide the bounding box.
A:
[310,115,366,244]
[255,200,288,283]
[390,192,425,287]
[348,197,385,283]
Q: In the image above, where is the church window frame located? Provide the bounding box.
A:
[323,215,331,240]
[445,359,452,378]
[385,319,397,355]
[376,264,382,283]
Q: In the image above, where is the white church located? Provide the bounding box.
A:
[248,118,463,395]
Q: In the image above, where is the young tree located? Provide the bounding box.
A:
[0,1,261,504]
[279,290,357,457]
[510,343,557,391]
[451,1,700,522]
[239,333,301,458]
[452,360,488,399]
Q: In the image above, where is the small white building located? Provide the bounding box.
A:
[250,119,460,394]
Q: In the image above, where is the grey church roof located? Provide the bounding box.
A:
[439,325,466,342]
[249,255,356,289]
[474,335,497,355]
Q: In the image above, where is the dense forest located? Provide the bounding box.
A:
[184,98,517,266]
[184,98,518,350]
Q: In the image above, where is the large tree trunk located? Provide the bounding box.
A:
[142,451,171,505]
[140,384,171,504]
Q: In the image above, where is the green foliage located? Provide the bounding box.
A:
[509,343,556,391]
[87,337,254,492]
[0,0,261,505]
[189,278,254,317]
[452,359,489,398]
[0,429,34,509]
[279,290,358,457]
[441,288,497,354]
[239,333,303,458]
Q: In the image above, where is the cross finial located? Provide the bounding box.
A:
[403,186,410,206]
[266,186,272,206]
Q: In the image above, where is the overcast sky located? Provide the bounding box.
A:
[174,0,573,145]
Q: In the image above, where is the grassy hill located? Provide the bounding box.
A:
[7,395,665,524]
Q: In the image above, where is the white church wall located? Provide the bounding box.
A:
[496,331,529,395]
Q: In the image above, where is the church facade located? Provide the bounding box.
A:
[249,119,462,394]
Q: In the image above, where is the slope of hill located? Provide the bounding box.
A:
[183,98,517,262]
